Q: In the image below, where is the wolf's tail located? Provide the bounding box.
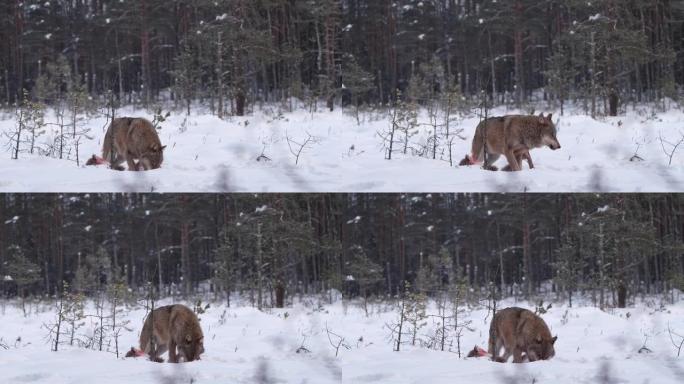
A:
[468,120,487,164]
[102,128,114,163]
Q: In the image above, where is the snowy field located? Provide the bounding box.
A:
[1,102,684,192]
[1,294,683,384]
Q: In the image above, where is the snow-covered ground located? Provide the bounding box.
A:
[1,295,683,383]
[1,102,683,192]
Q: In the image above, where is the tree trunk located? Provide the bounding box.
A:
[522,196,532,298]
[181,220,191,296]
[590,32,597,117]
[514,1,525,106]
[256,223,263,310]
[275,282,285,308]
[217,31,224,119]
[608,90,619,116]
[115,29,124,102]
[488,30,496,102]
[140,0,151,106]
[617,282,626,308]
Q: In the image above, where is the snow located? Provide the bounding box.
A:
[597,205,610,213]
[346,216,362,224]
[1,103,683,192]
[0,296,683,383]
[5,216,19,224]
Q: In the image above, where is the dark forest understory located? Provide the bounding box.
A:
[1,194,682,309]
[1,1,683,117]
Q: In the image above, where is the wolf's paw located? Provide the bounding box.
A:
[484,165,499,171]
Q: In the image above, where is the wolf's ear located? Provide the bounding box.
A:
[552,336,557,344]
[547,113,553,121]
[538,115,546,124]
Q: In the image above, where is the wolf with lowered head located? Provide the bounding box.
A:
[488,307,557,363]
[132,304,204,363]
[102,117,166,171]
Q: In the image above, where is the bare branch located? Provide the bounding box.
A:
[668,323,684,357]
[659,131,684,166]
[325,322,350,358]
[285,130,317,165]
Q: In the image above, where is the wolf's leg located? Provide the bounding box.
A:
[512,347,524,363]
[496,336,512,363]
[508,153,525,171]
[126,156,139,172]
[140,158,152,171]
[523,151,534,169]
[156,343,168,359]
[503,149,533,171]
[517,149,534,169]
[504,148,521,171]
[498,341,513,363]
[499,351,512,363]
[480,152,501,172]
[491,337,508,362]
[488,336,497,361]
[483,154,500,171]
[109,152,126,171]
[146,336,164,363]
[168,339,178,363]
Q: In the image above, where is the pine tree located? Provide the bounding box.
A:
[403,282,427,346]
[345,245,383,316]
[5,90,45,159]
[171,40,202,116]
[342,55,375,125]
[5,245,41,315]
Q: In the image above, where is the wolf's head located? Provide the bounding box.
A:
[527,334,557,362]
[141,144,166,170]
[178,327,204,362]
[538,113,561,151]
